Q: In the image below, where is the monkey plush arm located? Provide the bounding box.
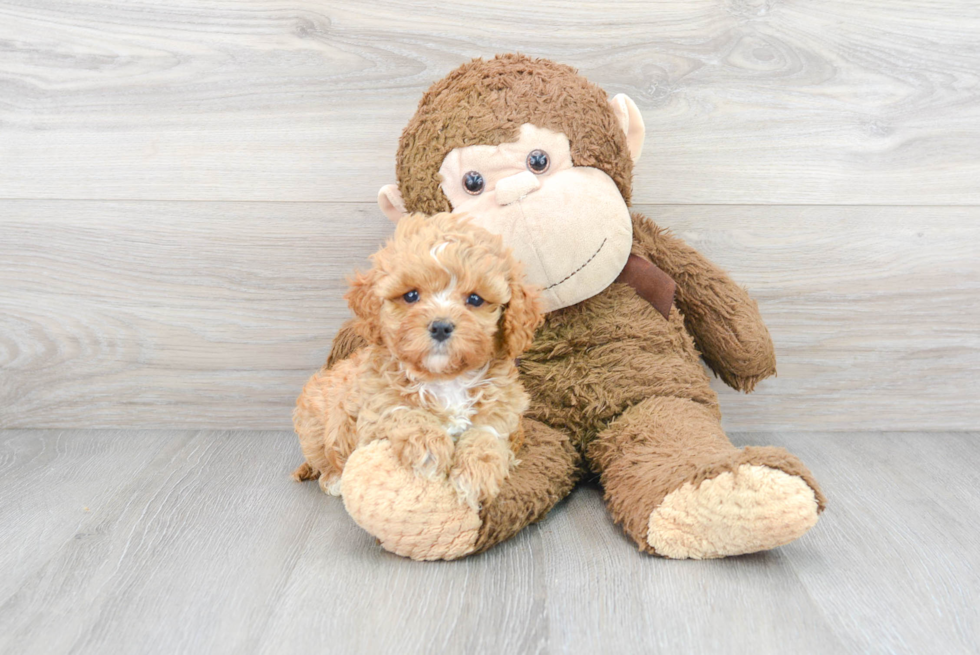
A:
[324,318,368,370]
[630,213,776,392]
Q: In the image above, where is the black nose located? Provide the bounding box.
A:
[429,321,454,342]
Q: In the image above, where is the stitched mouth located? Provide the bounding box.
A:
[544,238,607,291]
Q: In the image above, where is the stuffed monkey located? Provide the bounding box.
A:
[303,54,825,560]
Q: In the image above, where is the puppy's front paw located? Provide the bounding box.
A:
[450,440,514,511]
[392,427,455,480]
[317,473,343,496]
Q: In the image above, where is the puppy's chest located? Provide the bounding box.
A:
[414,379,484,438]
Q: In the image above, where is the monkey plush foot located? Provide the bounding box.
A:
[339,419,580,561]
[646,464,819,559]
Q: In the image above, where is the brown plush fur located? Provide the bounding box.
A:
[320,54,824,557]
[524,214,822,553]
[629,215,777,392]
[397,54,634,215]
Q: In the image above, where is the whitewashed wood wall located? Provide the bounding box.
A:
[1,0,978,430]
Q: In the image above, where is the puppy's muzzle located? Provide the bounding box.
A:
[428,320,454,343]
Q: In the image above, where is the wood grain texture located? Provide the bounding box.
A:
[0,429,977,654]
[0,429,193,607]
[2,201,977,431]
[1,1,979,203]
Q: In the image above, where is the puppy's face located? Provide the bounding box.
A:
[347,213,542,380]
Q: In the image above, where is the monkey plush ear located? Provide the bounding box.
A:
[378,184,407,223]
[608,93,645,163]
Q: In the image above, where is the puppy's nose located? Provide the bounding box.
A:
[428,320,454,342]
[495,171,540,206]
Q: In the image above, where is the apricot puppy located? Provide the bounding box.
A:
[293,212,543,510]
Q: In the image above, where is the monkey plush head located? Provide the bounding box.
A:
[378,54,646,311]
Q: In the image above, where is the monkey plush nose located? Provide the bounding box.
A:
[428,321,455,342]
[495,171,541,206]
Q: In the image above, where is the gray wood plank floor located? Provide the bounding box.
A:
[1,430,977,654]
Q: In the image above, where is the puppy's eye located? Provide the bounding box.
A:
[463,171,485,195]
[527,150,550,174]
[465,293,485,307]
[403,290,420,303]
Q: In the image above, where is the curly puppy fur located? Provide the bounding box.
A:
[293,213,543,510]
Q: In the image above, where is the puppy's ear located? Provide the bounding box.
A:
[344,269,384,345]
[498,278,544,360]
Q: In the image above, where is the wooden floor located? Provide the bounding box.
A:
[1,429,976,654]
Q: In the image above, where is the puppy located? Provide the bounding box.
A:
[292,212,543,510]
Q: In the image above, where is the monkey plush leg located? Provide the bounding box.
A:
[588,396,826,559]
[340,419,581,561]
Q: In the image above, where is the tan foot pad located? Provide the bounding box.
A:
[341,440,481,561]
[647,464,819,559]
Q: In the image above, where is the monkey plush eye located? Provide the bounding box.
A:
[526,149,550,174]
[465,293,485,307]
[463,171,485,195]
[403,290,420,303]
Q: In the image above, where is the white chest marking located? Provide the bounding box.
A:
[416,365,489,437]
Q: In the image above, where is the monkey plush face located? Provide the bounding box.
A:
[378,54,646,312]
[435,124,633,310]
